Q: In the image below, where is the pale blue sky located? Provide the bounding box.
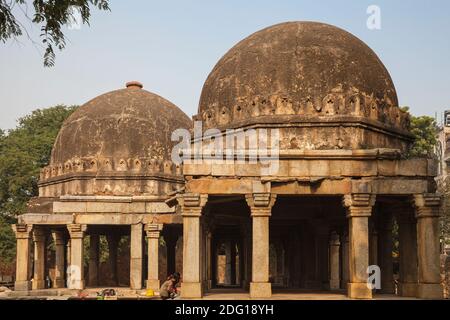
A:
[0,0,449,130]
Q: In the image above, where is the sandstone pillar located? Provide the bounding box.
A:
[32,228,46,290]
[67,224,86,290]
[413,194,443,299]
[398,211,418,297]
[106,235,119,286]
[165,233,178,276]
[341,233,349,289]
[12,224,33,291]
[206,231,212,289]
[369,229,378,267]
[130,223,144,290]
[245,193,277,298]
[180,193,208,298]
[88,234,100,287]
[145,224,162,291]
[378,213,394,294]
[230,241,237,285]
[52,230,66,288]
[343,194,375,299]
[329,231,341,290]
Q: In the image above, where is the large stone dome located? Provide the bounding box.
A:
[197,22,409,132]
[51,81,191,166]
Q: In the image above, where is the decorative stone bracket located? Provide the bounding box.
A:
[12,224,33,239]
[67,224,87,239]
[145,224,163,239]
[245,193,277,216]
[342,194,376,218]
[412,194,442,219]
[178,193,208,217]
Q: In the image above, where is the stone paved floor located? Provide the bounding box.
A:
[1,287,420,300]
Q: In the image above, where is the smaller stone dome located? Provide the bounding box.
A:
[39,82,192,197]
[50,82,192,168]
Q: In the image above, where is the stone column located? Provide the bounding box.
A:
[32,228,46,290]
[329,231,341,290]
[88,234,99,287]
[246,193,277,298]
[106,235,119,286]
[67,224,86,290]
[12,224,33,291]
[413,194,443,299]
[341,233,349,289]
[145,224,162,291]
[315,226,329,289]
[52,230,66,288]
[180,193,208,298]
[206,231,212,289]
[398,211,418,297]
[369,229,378,267]
[130,223,144,290]
[378,213,394,294]
[165,233,178,276]
[230,241,237,285]
[343,193,375,299]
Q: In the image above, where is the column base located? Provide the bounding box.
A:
[380,282,395,294]
[181,282,203,299]
[32,279,45,290]
[146,279,160,291]
[417,283,443,299]
[250,282,272,298]
[347,282,372,299]
[68,280,85,290]
[15,280,31,291]
[53,279,65,289]
[398,282,417,297]
[330,279,340,290]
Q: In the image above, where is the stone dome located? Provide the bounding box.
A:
[198,21,409,132]
[50,81,192,170]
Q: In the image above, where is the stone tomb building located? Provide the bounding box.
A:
[13,22,443,299]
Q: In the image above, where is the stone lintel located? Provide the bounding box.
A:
[412,194,442,219]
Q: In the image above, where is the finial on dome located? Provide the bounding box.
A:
[126,81,143,89]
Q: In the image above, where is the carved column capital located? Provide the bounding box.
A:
[179,193,208,217]
[342,194,376,218]
[51,230,65,245]
[12,224,33,239]
[412,194,442,219]
[67,224,87,239]
[330,231,341,246]
[245,193,277,217]
[32,228,46,242]
[145,224,163,239]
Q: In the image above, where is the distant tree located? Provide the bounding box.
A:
[0,105,77,218]
[0,105,76,271]
[0,0,110,66]
[400,107,439,158]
